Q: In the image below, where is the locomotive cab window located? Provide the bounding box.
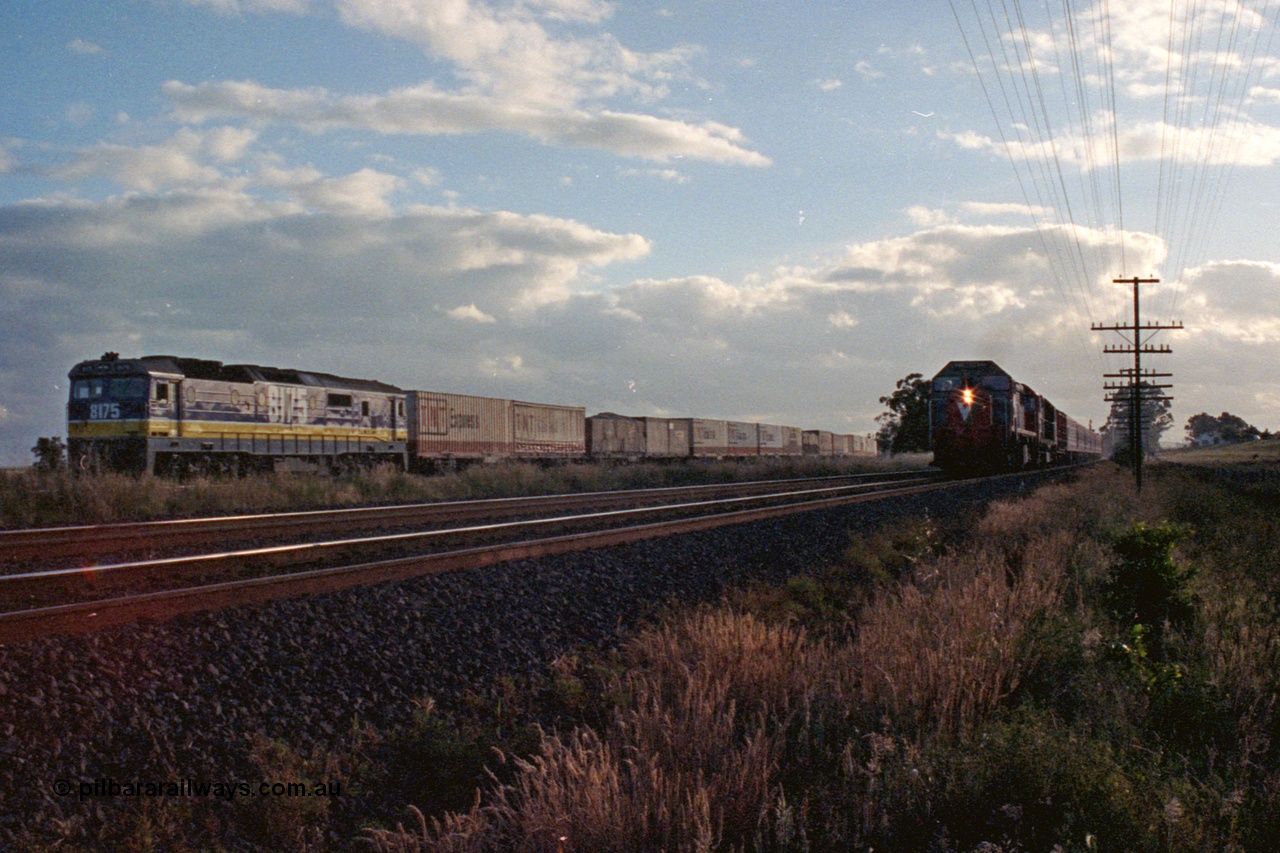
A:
[327,393,353,408]
[72,377,148,399]
[154,383,169,402]
[361,401,370,417]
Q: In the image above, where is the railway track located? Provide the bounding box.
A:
[0,469,949,644]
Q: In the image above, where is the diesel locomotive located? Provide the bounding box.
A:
[68,353,408,475]
[929,360,1102,473]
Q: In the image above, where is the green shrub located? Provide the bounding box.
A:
[933,708,1145,852]
[1103,521,1194,640]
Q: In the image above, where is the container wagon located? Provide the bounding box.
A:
[726,421,760,457]
[407,391,584,468]
[586,413,647,460]
[802,430,835,456]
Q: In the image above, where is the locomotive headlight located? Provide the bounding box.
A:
[961,388,974,406]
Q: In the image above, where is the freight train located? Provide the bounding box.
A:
[66,353,877,475]
[929,360,1102,473]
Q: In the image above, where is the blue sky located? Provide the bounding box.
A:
[2,0,1279,464]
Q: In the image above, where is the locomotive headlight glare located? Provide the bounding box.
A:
[961,388,974,406]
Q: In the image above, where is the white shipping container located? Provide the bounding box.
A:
[726,421,759,456]
[513,401,585,457]
[690,418,729,457]
[757,423,784,453]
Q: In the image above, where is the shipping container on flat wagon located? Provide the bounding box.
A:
[849,433,877,456]
[407,391,513,460]
[585,412,646,459]
[837,434,874,456]
[512,401,585,458]
[757,423,801,456]
[802,430,835,456]
[726,421,759,456]
[782,425,804,455]
[689,418,730,457]
[642,417,691,458]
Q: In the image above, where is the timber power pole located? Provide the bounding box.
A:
[1092,277,1182,492]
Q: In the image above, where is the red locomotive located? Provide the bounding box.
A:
[930,360,1102,473]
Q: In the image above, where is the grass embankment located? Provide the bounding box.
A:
[357,449,1280,852]
[0,455,923,529]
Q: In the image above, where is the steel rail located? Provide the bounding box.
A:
[0,469,938,563]
[0,475,956,644]
[0,474,933,596]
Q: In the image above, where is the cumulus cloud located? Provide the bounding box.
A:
[960,201,1049,220]
[854,60,882,81]
[945,120,1280,168]
[165,79,769,166]
[66,38,106,56]
[52,127,256,192]
[176,0,311,14]
[295,168,402,217]
[154,0,769,167]
[446,304,498,323]
[906,206,951,227]
[334,0,684,108]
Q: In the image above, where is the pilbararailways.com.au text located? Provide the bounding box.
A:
[55,778,342,802]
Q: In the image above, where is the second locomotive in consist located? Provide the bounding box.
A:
[67,352,877,474]
[929,360,1102,473]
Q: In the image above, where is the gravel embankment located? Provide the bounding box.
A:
[0,473,1059,848]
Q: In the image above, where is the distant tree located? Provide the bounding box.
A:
[1185,413,1220,442]
[1185,412,1260,444]
[1103,382,1173,456]
[876,373,931,454]
[31,436,66,471]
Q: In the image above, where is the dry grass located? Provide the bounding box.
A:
[0,456,901,529]
[367,475,1113,851]
[850,536,1066,740]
